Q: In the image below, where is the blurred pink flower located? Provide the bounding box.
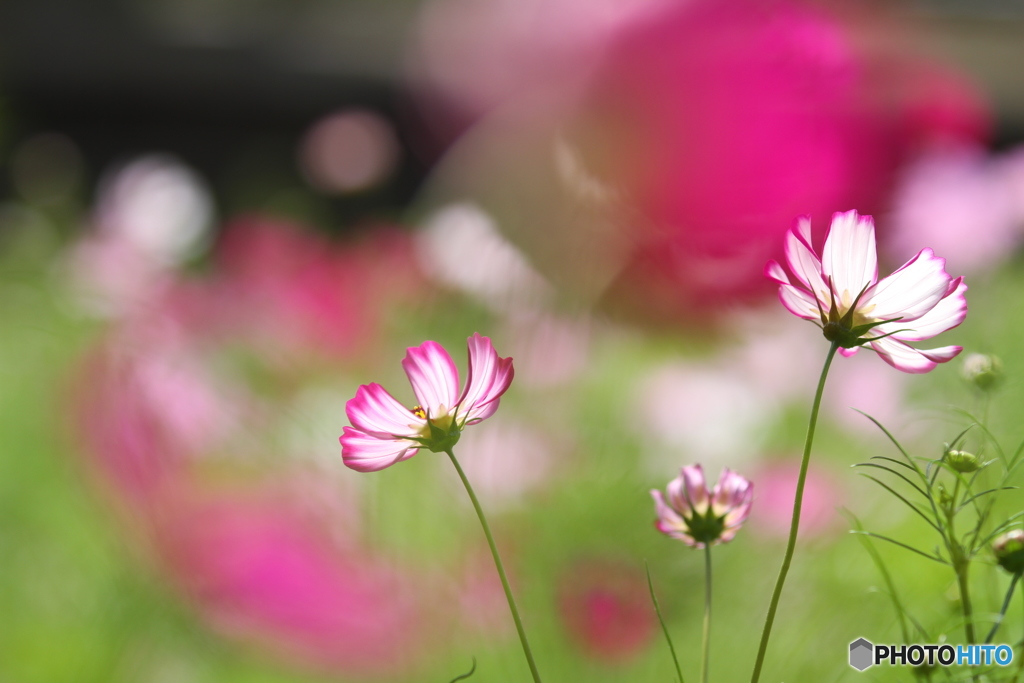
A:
[749,461,844,540]
[562,0,988,321]
[341,334,514,472]
[766,210,967,373]
[157,490,430,676]
[214,215,424,360]
[651,465,753,548]
[557,559,656,663]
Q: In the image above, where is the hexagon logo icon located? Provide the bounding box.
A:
[849,638,874,671]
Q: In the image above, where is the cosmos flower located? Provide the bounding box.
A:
[765,210,967,373]
[651,465,753,548]
[340,334,514,472]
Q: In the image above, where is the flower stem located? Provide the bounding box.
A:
[702,545,712,683]
[750,341,838,683]
[445,448,542,683]
[985,573,1020,643]
[646,562,685,683]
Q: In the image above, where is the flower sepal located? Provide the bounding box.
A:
[419,408,463,453]
[681,508,728,547]
[817,280,904,349]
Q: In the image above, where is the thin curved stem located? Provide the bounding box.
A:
[985,573,1020,644]
[702,545,713,683]
[445,448,542,683]
[750,342,838,683]
[646,562,685,683]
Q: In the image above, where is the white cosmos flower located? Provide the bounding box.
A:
[765,210,967,373]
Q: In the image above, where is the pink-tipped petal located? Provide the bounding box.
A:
[346,383,422,438]
[711,468,753,518]
[778,283,822,321]
[670,465,709,515]
[783,217,829,298]
[885,278,968,341]
[868,336,956,374]
[821,211,878,298]
[863,249,955,323]
[340,427,419,472]
[651,490,698,547]
[838,346,859,357]
[458,333,514,424]
[402,341,461,415]
[767,259,820,320]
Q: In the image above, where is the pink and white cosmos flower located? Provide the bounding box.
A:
[340,334,514,472]
[651,465,753,548]
[765,210,968,373]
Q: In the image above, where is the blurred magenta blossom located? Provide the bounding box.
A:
[73,214,459,676]
[341,334,514,472]
[574,0,986,320]
[766,210,967,373]
[214,216,424,361]
[157,488,431,677]
[652,465,753,548]
[557,559,656,663]
[412,0,989,323]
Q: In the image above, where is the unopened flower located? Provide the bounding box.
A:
[651,465,753,548]
[961,353,1003,392]
[766,210,967,373]
[993,529,1024,575]
[340,334,514,472]
[944,449,983,474]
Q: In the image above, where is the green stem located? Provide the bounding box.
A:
[1017,585,1024,682]
[646,562,685,683]
[985,573,1020,644]
[445,448,542,683]
[702,545,712,683]
[750,342,838,683]
[946,496,977,650]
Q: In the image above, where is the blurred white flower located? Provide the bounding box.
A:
[417,202,552,311]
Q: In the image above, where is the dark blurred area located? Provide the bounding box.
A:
[1,0,1022,237]
[0,0,429,230]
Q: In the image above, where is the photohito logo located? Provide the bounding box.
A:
[849,638,1015,671]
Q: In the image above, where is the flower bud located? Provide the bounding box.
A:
[945,449,982,473]
[961,353,1003,392]
[993,529,1024,575]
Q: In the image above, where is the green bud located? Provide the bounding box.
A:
[945,449,982,473]
[993,529,1024,575]
[937,484,954,511]
[961,353,1004,392]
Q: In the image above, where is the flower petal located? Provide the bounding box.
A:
[821,210,878,300]
[838,346,859,357]
[766,260,820,321]
[651,489,698,546]
[402,341,461,415]
[863,248,955,323]
[458,333,514,424]
[782,216,830,300]
[668,465,709,516]
[882,278,968,342]
[868,336,962,374]
[340,427,419,472]
[346,383,422,437]
[710,468,753,521]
